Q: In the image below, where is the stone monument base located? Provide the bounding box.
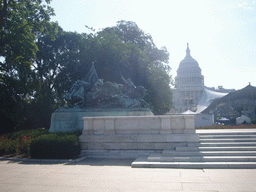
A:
[49,107,153,133]
[79,115,199,159]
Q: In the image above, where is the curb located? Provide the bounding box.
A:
[0,156,87,163]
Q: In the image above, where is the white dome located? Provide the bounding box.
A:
[175,44,204,88]
[179,46,199,68]
[179,56,199,68]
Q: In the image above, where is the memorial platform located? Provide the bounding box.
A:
[79,115,199,158]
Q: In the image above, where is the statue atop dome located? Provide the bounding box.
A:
[186,43,191,57]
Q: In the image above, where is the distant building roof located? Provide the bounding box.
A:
[205,86,235,93]
[202,84,256,114]
[182,110,197,114]
[196,88,228,113]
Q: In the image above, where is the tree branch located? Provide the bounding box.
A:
[0,0,8,32]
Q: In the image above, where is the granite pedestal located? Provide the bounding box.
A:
[49,107,153,133]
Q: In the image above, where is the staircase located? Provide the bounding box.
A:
[131,129,256,168]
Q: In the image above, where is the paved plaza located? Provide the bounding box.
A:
[1,158,256,192]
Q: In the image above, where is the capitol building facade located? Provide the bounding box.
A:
[173,44,205,113]
[172,44,256,126]
[173,44,231,114]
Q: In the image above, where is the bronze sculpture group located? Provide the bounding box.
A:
[63,64,148,109]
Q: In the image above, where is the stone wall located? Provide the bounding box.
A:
[79,115,199,158]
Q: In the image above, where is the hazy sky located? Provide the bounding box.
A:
[50,0,256,90]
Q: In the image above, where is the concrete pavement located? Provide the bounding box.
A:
[1,158,256,192]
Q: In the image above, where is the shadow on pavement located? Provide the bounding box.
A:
[67,158,134,166]
[2,158,134,166]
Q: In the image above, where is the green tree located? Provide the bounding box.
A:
[0,0,56,91]
[0,0,58,132]
[97,21,172,114]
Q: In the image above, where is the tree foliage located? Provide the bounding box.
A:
[0,1,172,133]
[0,0,56,86]
[94,21,172,114]
[0,0,58,133]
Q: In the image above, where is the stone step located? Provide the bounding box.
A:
[199,138,256,142]
[131,130,256,169]
[175,146,256,151]
[162,150,256,156]
[198,132,256,136]
[188,142,256,147]
[147,155,256,162]
[199,135,256,139]
[131,156,256,169]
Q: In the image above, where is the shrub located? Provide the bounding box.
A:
[9,129,49,140]
[29,133,80,159]
[16,136,32,154]
[0,136,17,154]
[0,129,49,156]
